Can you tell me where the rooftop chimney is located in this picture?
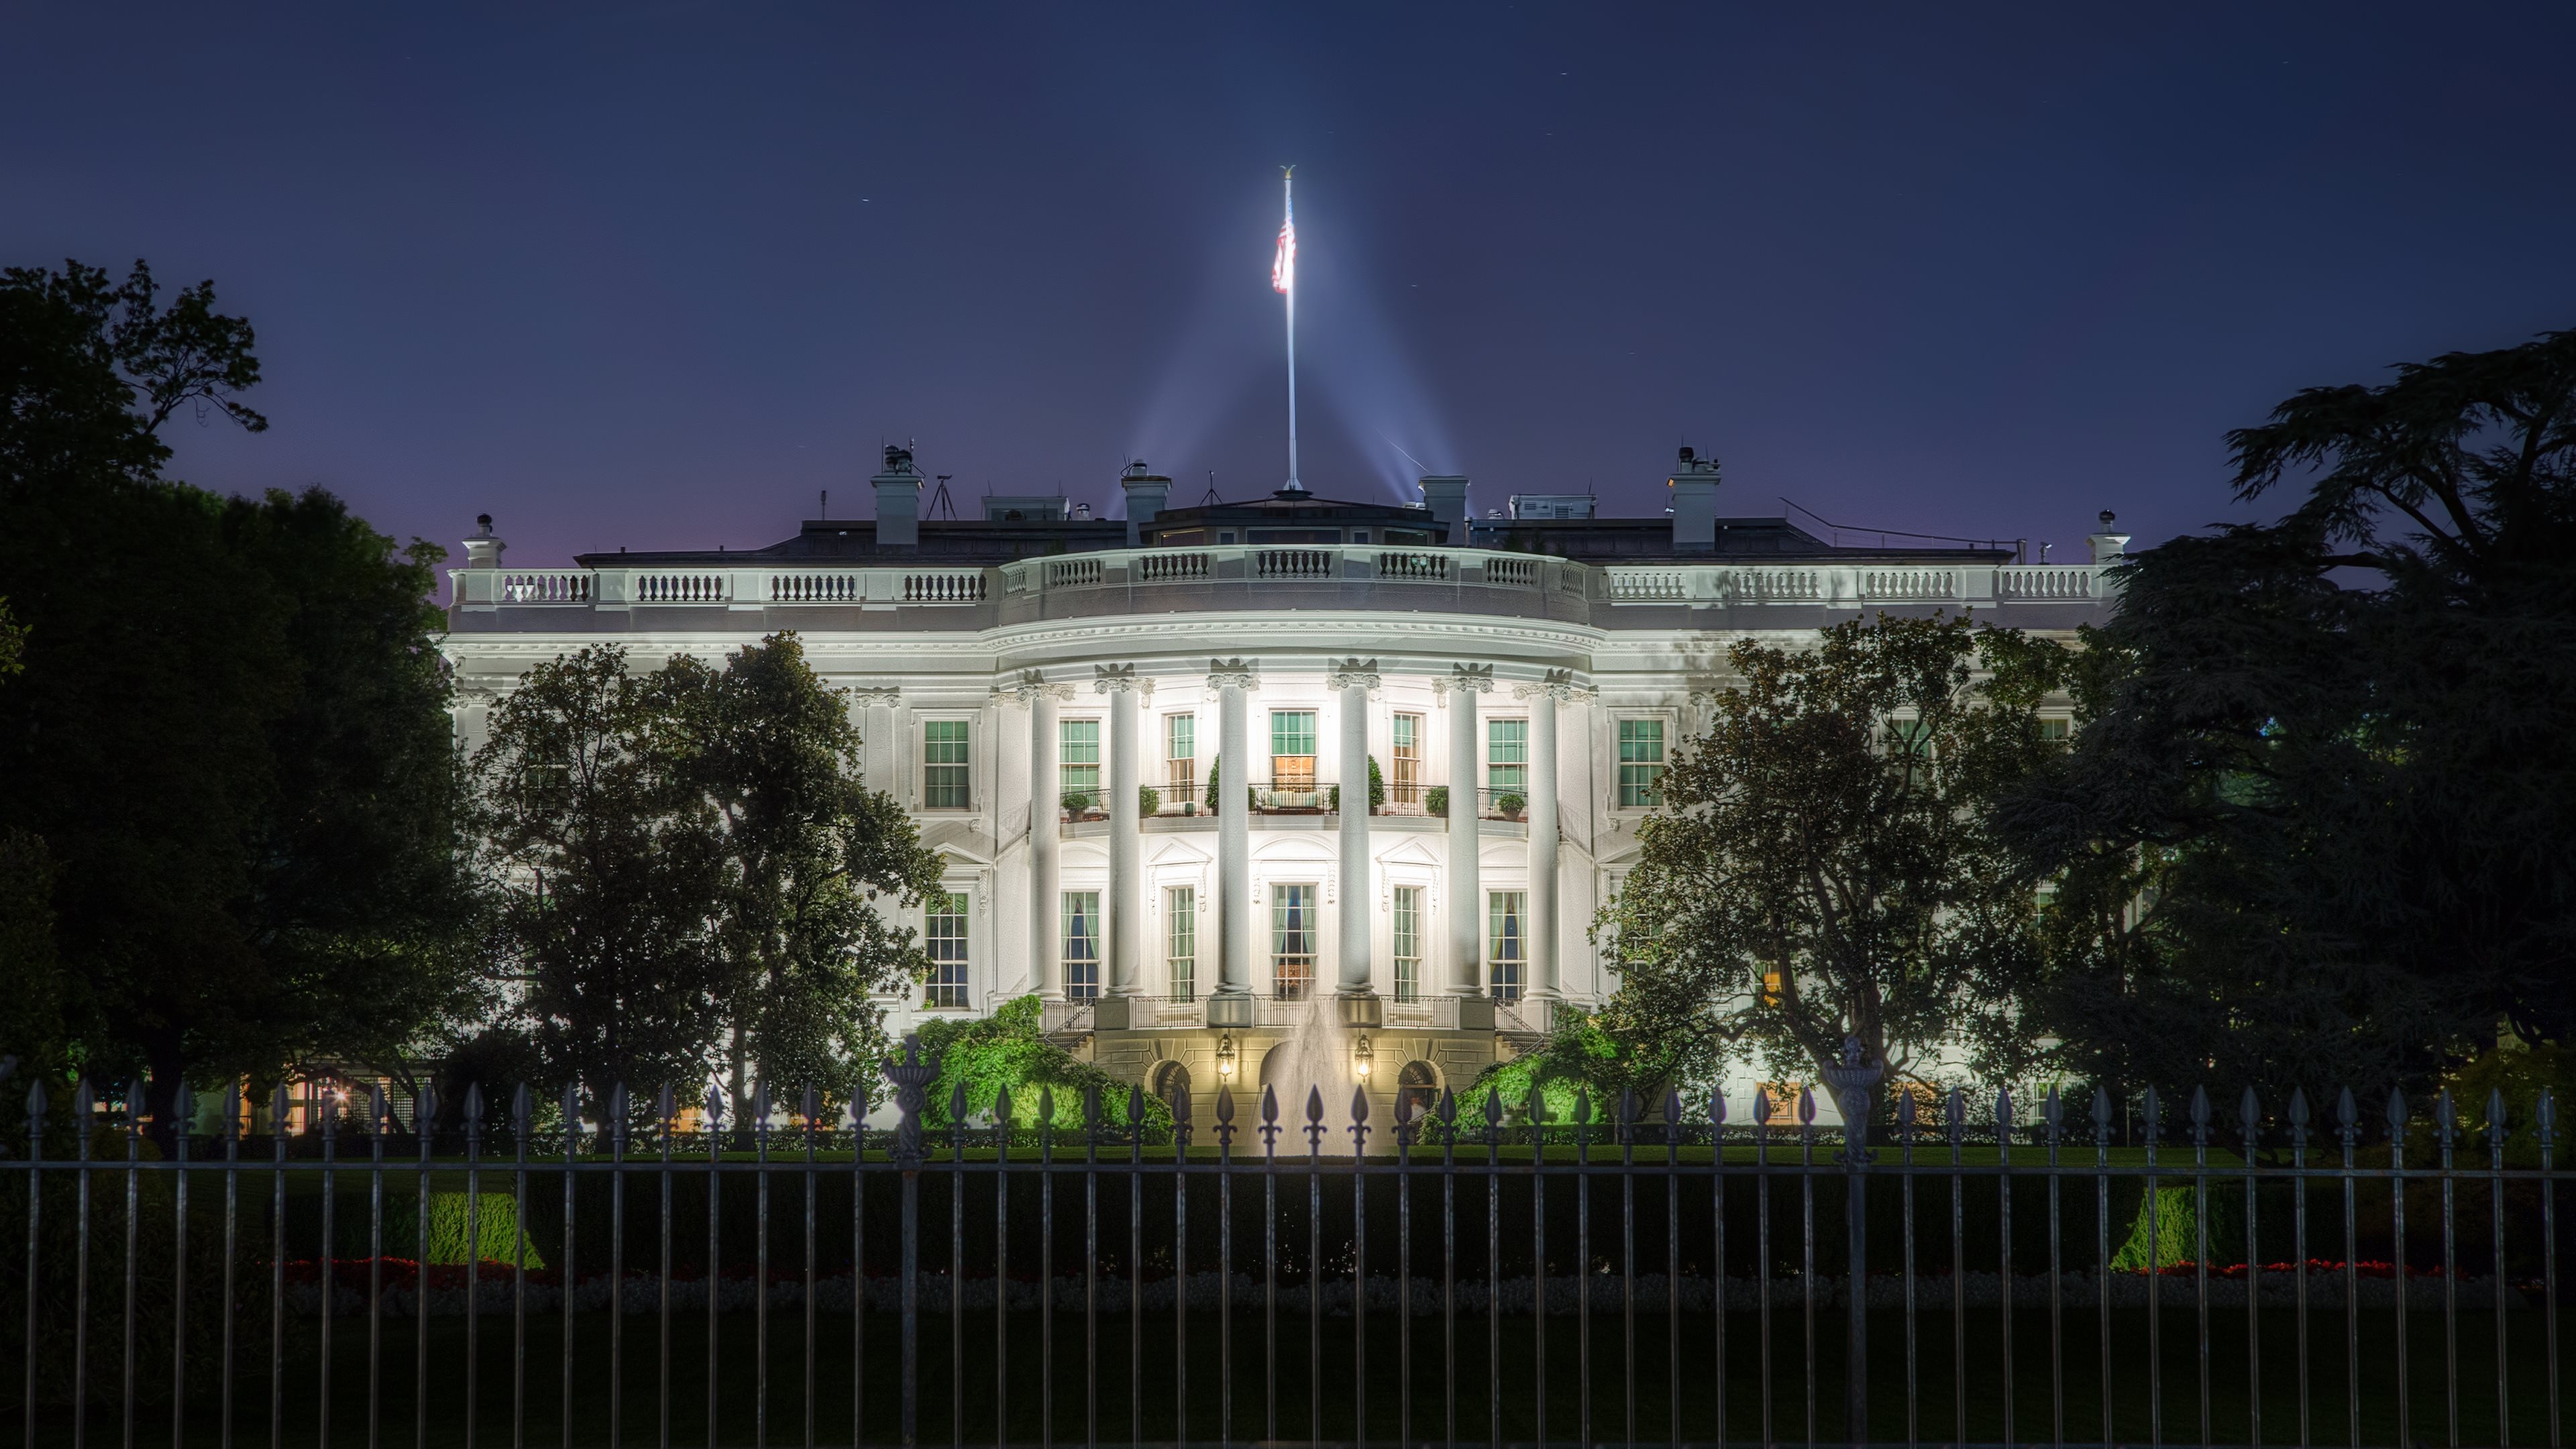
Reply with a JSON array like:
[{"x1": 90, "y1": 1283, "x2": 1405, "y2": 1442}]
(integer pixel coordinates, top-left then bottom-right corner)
[
  {"x1": 464, "y1": 514, "x2": 505, "y2": 568},
  {"x1": 1120, "y1": 460, "x2": 1171, "y2": 546},
  {"x1": 1417, "y1": 475, "x2": 1470, "y2": 541},
  {"x1": 1668, "y1": 447, "x2": 1721, "y2": 549},
  {"x1": 871, "y1": 444, "x2": 921, "y2": 549},
  {"x1": 2087, "y1": 511, "x2": 2131, "y2": 566}
]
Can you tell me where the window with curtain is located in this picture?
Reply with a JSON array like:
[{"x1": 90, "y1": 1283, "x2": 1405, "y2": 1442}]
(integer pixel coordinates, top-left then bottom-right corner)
[
  {"x1": 1061, "y1": 892, "x2": 1101, "y2": 999},
  {"x1": 922, "y1": 720, "x2": 971, "y2": 809},
  {"x1": 1167, "y1": 714, "x2": 1195, "y2": 804},
  {"x1": 1617, "y1": 718, "x2": 1666, "y2": 808},
  {"x1": 1488, "y1": 890, "x2": 1527, "y2": 1000},
  {"x1": 1391, "y1": 885, "x2": 1422, "y2": 1002},
  {"x1": 1271, "y1": 883, "x2": 1316, "y2": 999},
  {"x1": 1165, "y1": 886, "x2": 1195, "y2": 998},
  {"x1": 1487, "y1": 718, "x2": 1527, "y2": 803},
  {"x1": 922, "y1": 892, "x2": 969, "y2": 1008},
  {"x1": 1060, "y1": 718, "x2": 1101, "y2": 804},
  {"x1": 1391, "y1": 712, "x2": 1422, "y2": 806},
  {"x1": 1269, "y1": 711, "x2": 1316, "y2": 789}
]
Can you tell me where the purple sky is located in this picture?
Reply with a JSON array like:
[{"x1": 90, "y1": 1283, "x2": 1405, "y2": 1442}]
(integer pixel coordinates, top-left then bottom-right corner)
[{"x1": 7, "y1": 7, "x2": 2571, "y2": 568}]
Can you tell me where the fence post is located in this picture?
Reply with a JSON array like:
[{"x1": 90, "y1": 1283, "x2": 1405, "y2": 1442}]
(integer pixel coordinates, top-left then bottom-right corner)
[
  {"x1": 881, "y1": 1035, "x2": 940, "y2": 1448},
  {"x1": 1821, "y1": 1036, "x2": 1882, "y2": 1448}
]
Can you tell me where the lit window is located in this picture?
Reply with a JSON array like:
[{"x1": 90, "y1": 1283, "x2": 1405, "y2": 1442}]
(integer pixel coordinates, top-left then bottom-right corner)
[
  {"x1": 1167, "y1": 714, "x2": 1195, "y2": 806},
  {"x1": 1270, "y1": 711, "x2": 1317, "y2": 790},
  {"x1": 1488, "y1": 890, "x2": 1527, "y2": 1000},
  {"x1": 923, "y1": 892, "x2": 969, "y2": 1008},
  {"x1": 1391, "y1": 712, "x2": 1423, "y2": 806},
  {"x1": 1271, "y1": 883, "x2": 1316, "y2": 999},
  {"x1": 922, "y1": 720, "x2": 971, "y2": 809},
  {"x1": 1060, "y1": 718, "x2": 1101, "y2": 806},
  {"x1": 1617, "y1": 719, "x2": 1666, "y2": 808},
  {"x1": 1061, "y1": 892, "x2": 1101, "y2": 999},
  {"x1": 1391, "y1": 885, "x2": 1423, "y2": 1002},
  {"x1": 1166, "y1": 886, "x2": 1195, "y2": 999}
]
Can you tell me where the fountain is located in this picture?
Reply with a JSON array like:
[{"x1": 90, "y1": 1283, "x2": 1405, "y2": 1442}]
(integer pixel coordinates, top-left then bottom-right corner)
[{"x1": 1258, "y1": 996, "x2": 1364, "y2": 1150}]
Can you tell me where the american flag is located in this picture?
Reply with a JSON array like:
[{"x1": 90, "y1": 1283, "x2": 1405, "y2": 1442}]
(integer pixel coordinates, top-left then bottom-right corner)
[{"x1": 1272, "y1": 197, "x2": 1296, "y2": 294}]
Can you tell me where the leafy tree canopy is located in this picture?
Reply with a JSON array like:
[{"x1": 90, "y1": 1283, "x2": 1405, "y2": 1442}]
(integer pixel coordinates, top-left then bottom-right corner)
[{"x1": 913, "y1": 997, "x2": 1172, "y2": 1136}]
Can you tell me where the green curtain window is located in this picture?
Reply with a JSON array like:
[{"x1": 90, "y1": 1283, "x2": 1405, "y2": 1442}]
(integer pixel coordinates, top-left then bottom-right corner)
[
  {"x1": 922, "y1": 720, "x2": 971, "y2": 809},
  {"x1": 1617, "y1": 718, "x2": 1666, "y2": 807},
  {"x1": 1060, "y1": 718, "x2": 1101, "y2": 800},
  {"x1": 1487, "y1": 718, "x2": 1528, "y2": 798}
]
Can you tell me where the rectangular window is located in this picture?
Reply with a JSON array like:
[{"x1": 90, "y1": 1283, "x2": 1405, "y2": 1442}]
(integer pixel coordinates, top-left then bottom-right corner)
[
  {"x1": 1391, "y1": 885, "x2": 1422, "y2": 1002},
  {"x1": 1888, "y1": 717, "x2": 1932, "y2": 786},
  {"x1": 1487, "y1": 718, "x2": 1527, "y2": 805},
  {"x1": 1269, "y1": 710, "x2": 1317, "y2": 790},
  {"x1": 1271, "y1": 883, "x2": 1316, "y2": 1000},
  {"x1": 1488, "y1": 890, "x2": 1528, "y2": 1001},
  {"x1": 1391, "y1": 712, "x2": 1422, "y2": 806},
  {"x1": 1165, "y1": 886, "x2": 1196, "y2": 998},
  {"x1": 923, "y1": 892, "x2": 969, "y2": 1008},
  {"x1": 1167, "y1": 714, "x2": 1196, "y2": 806},
  {"x1": 1617, "y1": 718, "x2": 1666, "y2": 808},
  {"x1": 2039, "y1": 716, "x2": 2073, "y2": 745},
  {"x1": 1061, "y1": 892, "x2": 1102, "y2": 999},
  {"x1": 1059, "y1": 718, "x2": 1101, "y2": 807},
  {"x1": 922, "y1": 720, "x2": 971, "y2": 809}
]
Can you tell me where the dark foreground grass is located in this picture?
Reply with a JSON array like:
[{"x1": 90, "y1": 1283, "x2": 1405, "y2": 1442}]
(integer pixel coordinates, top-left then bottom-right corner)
[{"x1": 13, "y1": 1304, "x2": 2568, "y2": 1446}]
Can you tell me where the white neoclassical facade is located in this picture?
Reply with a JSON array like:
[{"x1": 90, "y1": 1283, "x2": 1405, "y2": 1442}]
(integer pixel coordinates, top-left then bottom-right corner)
[{"x1": 441, "y1": 450, "x2": 2123, "y2": 1122}]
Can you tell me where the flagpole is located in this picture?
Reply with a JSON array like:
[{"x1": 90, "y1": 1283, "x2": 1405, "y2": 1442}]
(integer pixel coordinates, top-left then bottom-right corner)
[{"x1": 1281, "y1": 166, "x2": 1300, "y2": 492}]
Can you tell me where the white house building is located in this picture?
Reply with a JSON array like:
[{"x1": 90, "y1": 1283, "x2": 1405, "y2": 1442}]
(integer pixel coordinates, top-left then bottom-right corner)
[{"x1": 440, "y1": 448, "x2": 2124, "y2": 1126}]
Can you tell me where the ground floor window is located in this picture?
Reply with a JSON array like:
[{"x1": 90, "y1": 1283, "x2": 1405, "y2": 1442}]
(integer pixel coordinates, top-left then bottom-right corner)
[
  {"x1": 923, "y1": 891, "x2": 969, "y2": 1008},
  {"x1": 1062, "y1": 891, "x2": 1101, "y2": 999},
  {"x1": 1271, "y1": 883, "x2": 1316, "y2": 999},
  {"x1": 1489, "y1": 890, "x2": 1527, "y2": 1000},
  {"x1": 1397, "y1": 1061, "x2": 1442, "y2": 1126}
]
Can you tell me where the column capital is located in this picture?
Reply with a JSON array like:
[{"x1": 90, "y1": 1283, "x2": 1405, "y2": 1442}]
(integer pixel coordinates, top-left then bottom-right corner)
[
  {"x1": 1324, "y1": 656, "x2": 1381, "y2": 693},
  {"x1": 1205, "y1": 657, "x2": 1260, "y2": 693},
  {"x1": 847, "y1": 685, "x2": 902, "y2": 707},
  {"x1": 1511, "y1": 667, "x2": 1592, "y2": 703},
  {"x1": 992, "y1": 669, "x2": 1075, "y2": 706},
  {"x1": 1092, "y1": 663, "x2": 1152, "y2": 697},
  {"x1": 1436, "y1": 661, "x2": 1495, "y2": 700}
]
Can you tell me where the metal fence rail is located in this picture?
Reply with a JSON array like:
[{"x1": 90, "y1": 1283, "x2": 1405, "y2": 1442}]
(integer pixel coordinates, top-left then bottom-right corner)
[{"x1": 5, "y1": 1045, "x2": 2571, "y2": 1448}]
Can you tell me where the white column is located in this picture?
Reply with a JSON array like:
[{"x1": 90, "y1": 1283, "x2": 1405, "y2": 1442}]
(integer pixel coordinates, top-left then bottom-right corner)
[
  {"x1": 1330, "y1": 658, "x2": 1381, "y2": 999},
  {"x1": 1446, "y1": 663, "x2": 1495, "y2": 996},
  {"x1": 1099, "y1": 665, "x2": 1144, "y2": 997},
  {"x1": 1516, "y1": 672, "x2": 1572, "y2": 1000},
  {"x1": 1015, "y1": 674, "x2": 1067, "y2": 1000},
  {"x1": 1209, "y1": 658, "x2": 1258, "y2": 1026}
]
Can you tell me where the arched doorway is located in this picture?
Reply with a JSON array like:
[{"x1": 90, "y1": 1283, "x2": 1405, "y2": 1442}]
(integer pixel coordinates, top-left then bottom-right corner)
[
  {"x1": 1150, "y1": 1059, "x2": 1191, "y2": 1116},
  {"x1": 1396, "y1": 1061, "x2": 1442, "y2": 1127}
]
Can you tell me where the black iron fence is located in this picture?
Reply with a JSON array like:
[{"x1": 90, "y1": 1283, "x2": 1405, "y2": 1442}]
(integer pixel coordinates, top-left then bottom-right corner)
[{"x1": 6, "y1": 1048, "x2": 2571, "y2": 1448}]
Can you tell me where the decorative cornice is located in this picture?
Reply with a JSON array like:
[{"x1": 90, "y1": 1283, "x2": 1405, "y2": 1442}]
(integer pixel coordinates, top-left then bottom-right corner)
[
  {"x1": 1092, "y1": 663, "x2": 1151, "y2": 697},
  {"x1": 1324, "y1": 656, "x2": 1381, "y2": 693},
  {"x1": 846, "y1": 686, "x2": 901, "y2": 707},
  {"x1": 1446, "y1": 661, "x2": 1496, "y2": 694},
  {"x1": 991, "y1": 669, "x2": 1075, "y2": 706},
  {"x1": 1512, "y1": 667, "x2": 1593, "y2": 703},
  {"x1": 1205, "y1": 657, "x2": 1259, "y2": 692}
]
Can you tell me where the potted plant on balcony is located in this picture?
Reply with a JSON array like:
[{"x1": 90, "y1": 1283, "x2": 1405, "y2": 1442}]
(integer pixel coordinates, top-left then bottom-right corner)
[
  {"x1": 1138, "y1": 785, "x2": 1161, "y2": 817},
  {"x1": 1496, "y1": 792, "x2": 1527, "y2": 821},
  {"x1": 1060, "y1": 790, "x2": 1094, "y2": 821},
  {"x1": 1425, "y1": 786, "x2": 1449, "y2": 818},
  {"x1": 1326, "y1": 757, "x2": 1389, "y2": 815}
]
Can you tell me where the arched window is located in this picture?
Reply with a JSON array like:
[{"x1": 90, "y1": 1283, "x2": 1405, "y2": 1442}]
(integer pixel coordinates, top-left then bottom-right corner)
[
  {"x1": 1396, "y1": 1061, "x2": 1442, "y2": 1126},
  {"x1": 1150, "y1": 1059, "x2": 1192, "y2": 1116}
]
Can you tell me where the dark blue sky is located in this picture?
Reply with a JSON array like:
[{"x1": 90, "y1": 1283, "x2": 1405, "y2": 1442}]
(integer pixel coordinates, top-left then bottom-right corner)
[{"x1": 7, "y1": 7, "x2": 2571, "y2": 567}]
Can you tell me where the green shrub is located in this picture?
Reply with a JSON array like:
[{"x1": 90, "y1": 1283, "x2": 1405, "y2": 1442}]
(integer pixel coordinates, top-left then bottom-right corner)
[
  {"x1": 914, "y1": 996, "x2": 1173, "y2": 1135},
  {"x1": 2109, "y1": 1183, "x2": 2247, "y2": 1271},
  {"x1": 1060, "y1": 791, "x2": 1092, "y2": 814},
  {"x1": 1426, "y1": 786, "x2": 1450, "y2": 817},
  {"x1": 1138, "y1": 785, "x2": 1160, "y2": 816}
]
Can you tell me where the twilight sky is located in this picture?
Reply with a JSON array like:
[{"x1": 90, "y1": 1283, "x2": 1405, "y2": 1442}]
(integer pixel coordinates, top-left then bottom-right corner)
[{"x1": 6, "y1": 6, "x2": 2571, "y2": 568}]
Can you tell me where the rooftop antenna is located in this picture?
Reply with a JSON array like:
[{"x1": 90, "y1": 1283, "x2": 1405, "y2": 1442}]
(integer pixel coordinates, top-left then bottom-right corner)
[
  {"x1": 818, "y1": 488, "x2": 828, "y2": 521},
  {"x1": 1201, "y1": 470, "x2": 1222, "y2": 506},
  {"x1": 1273, "y1": 165, "x2": 1305, "y2": 495},
  {"x1": 928, "y1": 475, "x2": 957, "y2": 520}
]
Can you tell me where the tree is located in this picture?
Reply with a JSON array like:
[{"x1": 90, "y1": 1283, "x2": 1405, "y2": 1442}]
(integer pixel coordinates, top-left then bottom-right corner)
[
  {"x1": 469, "y1": 637, "x2": 943, "y2": 1107},
  {"x1": 470, "y1": 647, "x2": 734, "y2": 1099},
  {"x1": 672, "y1": 633, "x2": 945, "y2": 1099},
  {"x1": 0, "y1": 260, "x2": 472, "y2": 1124},
  {"x1": 2000, "y1": 328, "x2": 2576, "y2": 1097},
  {"x1": 1597, "y1": 614, "x2": 2066, "y2": 1100}
]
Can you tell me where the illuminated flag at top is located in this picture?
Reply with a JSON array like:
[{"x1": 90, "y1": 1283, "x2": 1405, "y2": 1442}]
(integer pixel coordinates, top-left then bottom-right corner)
[{"x1": 1272, "y1": 195, "x2": 1296, "y2": 294}]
